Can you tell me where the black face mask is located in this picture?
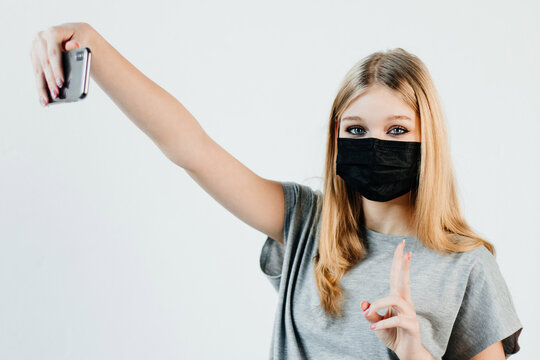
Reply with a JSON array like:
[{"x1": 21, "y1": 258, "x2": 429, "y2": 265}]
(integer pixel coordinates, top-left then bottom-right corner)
[{"x1": 336, "y1": 137, "x2": 421, "y2": 202}]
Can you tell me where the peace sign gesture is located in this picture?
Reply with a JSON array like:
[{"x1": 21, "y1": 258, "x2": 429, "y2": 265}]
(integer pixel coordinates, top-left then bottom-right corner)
[{"x1": 360, "y1": 240, "x2": 434, "y2": 360}]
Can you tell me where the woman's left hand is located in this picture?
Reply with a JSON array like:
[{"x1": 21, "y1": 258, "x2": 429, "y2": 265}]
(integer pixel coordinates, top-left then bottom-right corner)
[{"x1": 361, "y1": 239, "x2": 431, "y2": 360}]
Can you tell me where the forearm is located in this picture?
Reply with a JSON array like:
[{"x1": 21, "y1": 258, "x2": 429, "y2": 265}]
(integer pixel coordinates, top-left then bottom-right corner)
[{"x1": 81, "y1": 23, "x2": 206, "y2": 169}]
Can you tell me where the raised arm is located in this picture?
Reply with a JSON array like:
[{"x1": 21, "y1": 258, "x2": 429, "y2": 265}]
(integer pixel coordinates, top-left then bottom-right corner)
[{"x1": 29, "y1": 22, "x2": 286, "y2": 244}]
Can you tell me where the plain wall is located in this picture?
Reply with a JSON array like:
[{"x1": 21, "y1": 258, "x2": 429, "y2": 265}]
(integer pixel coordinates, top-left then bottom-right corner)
[{"x1": 1, "y1": 0, "x2": 538, "y2": 358}]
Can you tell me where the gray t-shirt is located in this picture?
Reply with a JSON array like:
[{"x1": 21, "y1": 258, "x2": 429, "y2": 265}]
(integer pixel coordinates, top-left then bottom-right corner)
[{"x1": 259, "y1": 181, "x2": 523, "y2": 359}]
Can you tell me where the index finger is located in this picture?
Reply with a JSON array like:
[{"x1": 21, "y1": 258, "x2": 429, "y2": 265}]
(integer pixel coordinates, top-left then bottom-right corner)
[
  {"x1": 29, "y1": 48, "x2": 49, "y2": 106},
  {"x1": 389, "y1": 239, "x2": 405, "y2": 295},
  {"x1": 401, "y1": 250, "x2": 412, "y2": 302},
  {"x1": 43, "y1": 28, "x2": 66, "y2": 88}
]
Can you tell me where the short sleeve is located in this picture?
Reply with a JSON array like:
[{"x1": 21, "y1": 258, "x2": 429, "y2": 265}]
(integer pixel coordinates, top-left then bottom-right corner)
[
  {"x1": 443, "y1": 246, "x2": 523, "y2": 359},
  {"x1": 258, "y1": 181, "x2": 317, "y2": 292}
]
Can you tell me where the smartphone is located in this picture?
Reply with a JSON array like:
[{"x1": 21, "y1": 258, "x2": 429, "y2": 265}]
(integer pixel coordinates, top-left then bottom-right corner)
[{"x1": 47, "y1": 47, "x2": 92, "y2": 105}]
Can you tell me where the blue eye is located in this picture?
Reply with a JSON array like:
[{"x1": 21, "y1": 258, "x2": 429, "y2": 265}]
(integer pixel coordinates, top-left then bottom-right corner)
[
  {"x1": 346, "y1": 126, "x2": 364, "y2": 136},
  {"x1": 389, "y1": 126, "x2": 409, "y2": 135},
  {"x1": 345, "y1": 126, "x2": 409, "y2": 136}
]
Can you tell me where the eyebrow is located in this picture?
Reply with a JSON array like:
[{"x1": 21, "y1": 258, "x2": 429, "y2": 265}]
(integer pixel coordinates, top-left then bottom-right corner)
[{"x1": 341, "y1": 115, "x2": 413, "y2": 123}]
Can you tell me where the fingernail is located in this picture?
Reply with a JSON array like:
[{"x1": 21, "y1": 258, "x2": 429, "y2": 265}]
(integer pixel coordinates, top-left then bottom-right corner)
[
  {"x1": 363, "y1": 308, "x2": 370, "y2": 316},
  {"x1": 370, "y1": 323, "x2": 377, "y2": 330},
  {"x1": 56, "y1": 76, "x2": 63, "y2": 88},
  {"x1": 408, "y1": 252, "x2": 412, "y2": 261},
  {"x1": 40, "y1": 97, "x2": 46, "y2": 106}
]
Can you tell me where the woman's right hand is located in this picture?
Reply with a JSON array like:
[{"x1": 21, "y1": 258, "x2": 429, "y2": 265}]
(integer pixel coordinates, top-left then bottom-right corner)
[{"x1": 29, "y1": 22, "x2": 91, "y2": 107}]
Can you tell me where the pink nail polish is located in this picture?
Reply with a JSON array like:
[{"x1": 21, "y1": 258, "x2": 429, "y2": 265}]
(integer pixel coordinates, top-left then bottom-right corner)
[
  {"x1": 361, "y1": 301, "x2": 368, "y2": 311},
  {"x1": 370, "y1": 323, "x2": 376, "y2": 330}
]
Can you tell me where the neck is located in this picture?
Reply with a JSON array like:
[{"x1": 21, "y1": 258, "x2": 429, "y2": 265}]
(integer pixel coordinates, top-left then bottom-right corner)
[{"x1": 362, "y1": 191, "x2": 416, "y2": 237}]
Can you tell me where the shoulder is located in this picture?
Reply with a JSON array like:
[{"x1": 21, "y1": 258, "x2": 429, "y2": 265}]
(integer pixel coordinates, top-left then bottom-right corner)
[
  {"x1": 441, "y1": 243, "x2": 507, "y2": 296},
  {"x1": 412, "y1": 243, "x2": 502, "y2": 302},
  {"x1": 280, "y1": 181, "x2": 322, "y2": 214},
  {"x1": 283, "y1": 181, "x2": 322, "y2": 198},
  {"x1": 462, "y1": 245, "x2": 503, "y2": 285},
  {"x1": 437, "y1": 241, "x2": 497, "y2": 276},
  {"x1": 466, "y1": 243, "x2": 496, "y2": 264}
]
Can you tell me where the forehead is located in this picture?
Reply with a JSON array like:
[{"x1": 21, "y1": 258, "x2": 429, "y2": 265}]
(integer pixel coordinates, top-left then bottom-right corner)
[{"x1": 341, "y1": 85, "x2": 416, "y2": 122}]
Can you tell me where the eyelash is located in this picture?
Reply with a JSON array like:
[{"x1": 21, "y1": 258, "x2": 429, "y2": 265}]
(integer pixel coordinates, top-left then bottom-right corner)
[{"x1": 345, "y1": 126, "x2": 409, "y2": 136}]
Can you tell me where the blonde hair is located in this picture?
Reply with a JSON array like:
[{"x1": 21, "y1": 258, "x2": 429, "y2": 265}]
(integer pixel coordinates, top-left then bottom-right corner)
[{"x1": 313, "y1": 48, "x2": 495, "y2": 317}]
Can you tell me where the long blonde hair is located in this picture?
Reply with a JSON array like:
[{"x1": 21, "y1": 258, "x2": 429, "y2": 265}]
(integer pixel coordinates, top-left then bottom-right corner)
[{"x1": 313, "y1": 48, "x2": 495, "y2": 317}]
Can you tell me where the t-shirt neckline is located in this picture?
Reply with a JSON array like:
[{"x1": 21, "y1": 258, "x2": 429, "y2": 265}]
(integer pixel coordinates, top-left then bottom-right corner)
[{"x1": 364, "y1": 226, "x2": 418, "y2": 241}]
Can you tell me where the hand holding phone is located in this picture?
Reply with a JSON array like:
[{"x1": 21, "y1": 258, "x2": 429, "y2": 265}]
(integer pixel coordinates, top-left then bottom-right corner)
[
  {"x1": 47, "y1": 47, "x2": 92, "y2": 105},
  {"x1": 29, "y1": 22, "x2": 92, "y2": 107}
]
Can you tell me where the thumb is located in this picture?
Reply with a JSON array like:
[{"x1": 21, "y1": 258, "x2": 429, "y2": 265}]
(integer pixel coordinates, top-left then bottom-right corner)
[
  {"x1": 64, "y1": 40, "x2": 80, "y2": 51},
  {"x1": 362, "y1": 301, "x2": 385, "y2": 323}
]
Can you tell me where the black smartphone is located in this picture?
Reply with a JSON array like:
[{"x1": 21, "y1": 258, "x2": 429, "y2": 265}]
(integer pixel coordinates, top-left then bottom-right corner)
[{"x1": 47, "y1": 47, "x2": 92, "y2": 105}]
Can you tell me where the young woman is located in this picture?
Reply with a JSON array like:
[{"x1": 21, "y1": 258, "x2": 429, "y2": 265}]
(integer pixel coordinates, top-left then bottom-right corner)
[{"x1": 30, "y1": 23, "x2": 523, "y2": 360}]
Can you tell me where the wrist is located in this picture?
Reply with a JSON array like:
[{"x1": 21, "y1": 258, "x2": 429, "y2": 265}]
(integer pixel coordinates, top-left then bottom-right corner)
[
  {"x1": 77, "y1": 22, "x2": 99, "y2": 53},
  {"x1": 419, "y1": 346, "x2": 434, "y2": 360},
  {"x1": 397, "y1": 346, "x2": 433, "y2": 360},
  {"x1": 75, "y1": 23, "x2": 109, "y2": 85}
]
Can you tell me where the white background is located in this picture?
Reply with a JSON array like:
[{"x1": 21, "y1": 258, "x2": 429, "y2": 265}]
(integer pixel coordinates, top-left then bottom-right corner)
[{"x1": 1, "y1": 0, "x2": 538, "y2": 359}]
